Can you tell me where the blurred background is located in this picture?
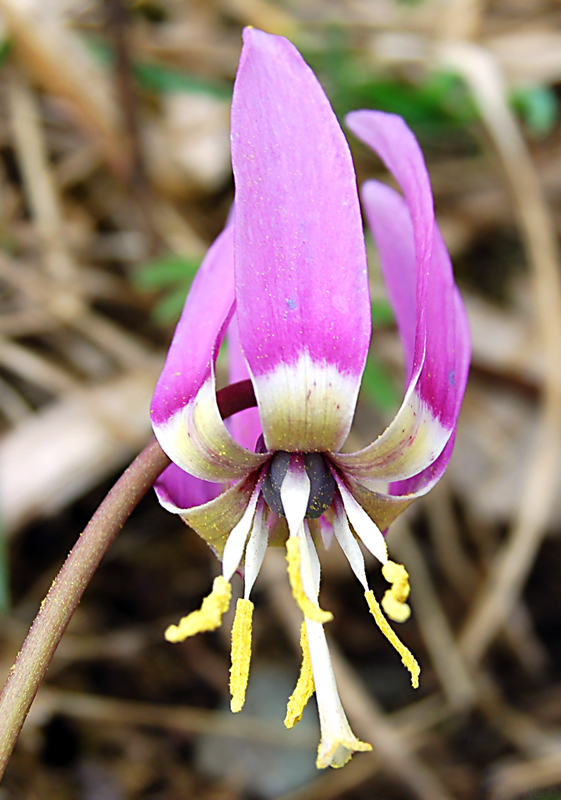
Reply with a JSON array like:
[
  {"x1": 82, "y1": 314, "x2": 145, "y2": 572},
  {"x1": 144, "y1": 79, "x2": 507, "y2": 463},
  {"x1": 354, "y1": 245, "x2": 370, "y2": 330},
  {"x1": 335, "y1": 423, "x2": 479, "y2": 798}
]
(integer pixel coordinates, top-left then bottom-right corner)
[{"x1": 1, "y1": 0, "x2": 561, "y2": 798}]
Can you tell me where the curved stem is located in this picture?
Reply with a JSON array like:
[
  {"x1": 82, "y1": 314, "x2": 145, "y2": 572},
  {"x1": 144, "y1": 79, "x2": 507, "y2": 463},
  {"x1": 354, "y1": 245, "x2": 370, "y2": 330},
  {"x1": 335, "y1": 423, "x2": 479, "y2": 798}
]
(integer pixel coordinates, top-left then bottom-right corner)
[{"x1": 0, "y1": 380, "x2": 257, "y2": 778}]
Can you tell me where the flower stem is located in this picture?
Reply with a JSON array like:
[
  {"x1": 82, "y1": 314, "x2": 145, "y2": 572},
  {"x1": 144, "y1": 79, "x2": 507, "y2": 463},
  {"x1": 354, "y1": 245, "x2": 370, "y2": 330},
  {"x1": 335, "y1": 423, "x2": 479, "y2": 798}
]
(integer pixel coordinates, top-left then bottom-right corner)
[
  {"x1": 0, "y1": 379, "x2": 257, "y2": 778},
  {"x1": 0, "y1": 438, "x2": 170, "y2": 776}
]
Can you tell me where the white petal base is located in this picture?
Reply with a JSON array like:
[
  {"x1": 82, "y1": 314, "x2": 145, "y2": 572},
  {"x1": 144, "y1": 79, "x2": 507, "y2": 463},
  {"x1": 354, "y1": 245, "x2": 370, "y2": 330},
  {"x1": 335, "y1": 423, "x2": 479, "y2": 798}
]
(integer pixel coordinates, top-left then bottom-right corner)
[
  {"x1": 155, "y1": 377, "x2": 266, "y2": 482},
  {"x1": 334, "y1": 385, "x2": 450, "y2": 482},
  {"x1": 251, "y1": 351, "x2": 361, "y2": 453}
]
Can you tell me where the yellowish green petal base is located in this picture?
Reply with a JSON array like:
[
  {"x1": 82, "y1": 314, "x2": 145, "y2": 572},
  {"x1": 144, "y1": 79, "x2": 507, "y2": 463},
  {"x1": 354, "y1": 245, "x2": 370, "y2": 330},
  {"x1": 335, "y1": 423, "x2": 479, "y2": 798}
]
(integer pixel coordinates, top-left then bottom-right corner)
[
  {"x1": 286, "y1": 537, "x2": 333, "y2": 624},
  {"x1": 164, "y1": 576, "x2": 232, "y2": 642},
  {"x1": 285, "y1": 622, "x2": 315, "y2": 728},
  {"x1": 230, "y1": 598, "x2": 254, "y2": 712}
]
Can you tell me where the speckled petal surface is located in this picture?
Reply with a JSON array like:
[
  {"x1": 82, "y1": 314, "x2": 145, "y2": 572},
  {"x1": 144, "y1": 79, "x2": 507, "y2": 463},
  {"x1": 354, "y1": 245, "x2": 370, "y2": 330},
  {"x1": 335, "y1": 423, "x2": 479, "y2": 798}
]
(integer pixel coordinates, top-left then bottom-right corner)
[
  {"x1": 154, "y1": 463, "x2": 222, "y2": 513},
  {"x1": 227, "y1": 314, "x2": 262, "y2": 452},
  {"x1": 336, "y1": 112, "x2": 470, "y2": 482},
  {"x1": 151, "y1": 225, "x2": 266, "y2": 481},
  {"x1": 181, "y1": 471, "x2": 262, "y2": 559},
  {"x1": 231, "y1": 28, "x2": 370, "y2": 452}
]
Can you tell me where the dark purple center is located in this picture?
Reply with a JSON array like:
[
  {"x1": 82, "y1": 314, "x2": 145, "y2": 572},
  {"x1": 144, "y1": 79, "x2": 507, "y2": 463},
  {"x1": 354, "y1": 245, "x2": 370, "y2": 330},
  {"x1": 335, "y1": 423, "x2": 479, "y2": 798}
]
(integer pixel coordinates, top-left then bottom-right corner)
[{"x1": 262, "y1": 451, "x2": 336, "y2": 519}]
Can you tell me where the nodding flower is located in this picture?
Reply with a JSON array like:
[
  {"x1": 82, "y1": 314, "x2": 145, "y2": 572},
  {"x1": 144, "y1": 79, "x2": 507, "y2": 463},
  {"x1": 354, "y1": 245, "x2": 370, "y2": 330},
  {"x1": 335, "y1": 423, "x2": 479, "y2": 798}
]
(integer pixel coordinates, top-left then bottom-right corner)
[{"x1": 150, "y1": 28, "x2": 470, "y2": 770}]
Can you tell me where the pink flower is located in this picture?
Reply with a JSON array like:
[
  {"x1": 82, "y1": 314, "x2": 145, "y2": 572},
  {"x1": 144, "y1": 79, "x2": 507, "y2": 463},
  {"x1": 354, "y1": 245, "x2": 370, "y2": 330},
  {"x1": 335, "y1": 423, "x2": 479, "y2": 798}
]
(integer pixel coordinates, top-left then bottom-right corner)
[{"x1": 151, "y1": 28, "x2": 470, "y2": 769}]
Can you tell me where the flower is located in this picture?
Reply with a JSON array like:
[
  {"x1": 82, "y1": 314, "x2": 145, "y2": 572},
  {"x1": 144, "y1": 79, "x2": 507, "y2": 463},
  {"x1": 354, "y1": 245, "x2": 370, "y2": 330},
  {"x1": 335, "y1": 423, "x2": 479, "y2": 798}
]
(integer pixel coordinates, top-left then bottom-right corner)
[{"x1": 150, "y1": 28, "x2": 470, "y2": 770}]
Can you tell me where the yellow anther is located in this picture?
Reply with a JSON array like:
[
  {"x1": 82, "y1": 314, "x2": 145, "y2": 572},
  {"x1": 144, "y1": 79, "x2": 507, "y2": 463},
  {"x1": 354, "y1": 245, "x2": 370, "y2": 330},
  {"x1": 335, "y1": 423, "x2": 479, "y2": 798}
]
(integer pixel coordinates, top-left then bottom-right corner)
[
  {"x1": 285, "y1": 622, "x2": 315, "y2": 729},
  {"x1": 381, "y1": 560, "x2": 411, "y2": 623},
  {"x1": 317, "y1": 739, "x2": 372, "y2": 770},
  {"x1": 286, "y1": 537, "x2": 333, "y2": 624},
  {"x1": 230, "y1": 598, "x2": 254, "y2": 713},
  {"x1": 365, "y1": 590, "x2": 420, "y2": 688},
  {"x1": 164, "y1": 576, "x2": 231, "y2": 643}
]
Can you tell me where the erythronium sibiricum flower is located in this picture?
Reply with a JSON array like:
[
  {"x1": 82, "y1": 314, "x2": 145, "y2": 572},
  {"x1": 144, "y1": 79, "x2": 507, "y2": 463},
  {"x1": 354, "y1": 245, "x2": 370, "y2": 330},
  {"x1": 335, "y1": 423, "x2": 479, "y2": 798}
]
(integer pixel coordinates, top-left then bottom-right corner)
[{"x1": 150, "y1": 28, "x2": 470, "y2": 770}]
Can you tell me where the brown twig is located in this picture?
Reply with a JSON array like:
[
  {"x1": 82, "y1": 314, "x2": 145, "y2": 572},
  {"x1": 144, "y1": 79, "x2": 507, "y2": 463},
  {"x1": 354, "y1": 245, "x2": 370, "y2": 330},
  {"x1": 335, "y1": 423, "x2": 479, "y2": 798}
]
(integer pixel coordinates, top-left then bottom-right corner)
[
  {"x1": 438, "y1": 42, "x2": 561, "y2": 668},
  {"x1": 0, "y1": 379, "x2": 257, "y2": 778}
]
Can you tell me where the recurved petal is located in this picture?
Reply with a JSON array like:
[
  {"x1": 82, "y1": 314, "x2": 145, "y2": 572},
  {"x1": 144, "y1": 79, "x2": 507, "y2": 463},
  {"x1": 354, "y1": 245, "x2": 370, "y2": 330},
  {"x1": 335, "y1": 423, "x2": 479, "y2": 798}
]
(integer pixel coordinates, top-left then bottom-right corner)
[
  {"x1": 346, "y1": 111, "x2": 434, "y2": 379},
  {"x1": 341, "y1": 441, "x2": 456, "y2": 533},
  {"x1": 335, "y1": 117, "x2": 470, "y2": 481},
  {"x1": 151, "y1": 225, "x2": 266, "y2": 482},
  {"x1": 179, "y1": 471, "x2": 262, "y2": 560},
  {"x1": 154, "y1": 463, "x2": 222, "y2": 513},
  {"x1": 227, "y1": 314, "x2": 262, "y2": 452},
  {"x1": 390, "y1": 431, "x2": 457, "y2": 497},
  {"x1": 231, "y1": 28, "x2": 371, "y2": 453}
]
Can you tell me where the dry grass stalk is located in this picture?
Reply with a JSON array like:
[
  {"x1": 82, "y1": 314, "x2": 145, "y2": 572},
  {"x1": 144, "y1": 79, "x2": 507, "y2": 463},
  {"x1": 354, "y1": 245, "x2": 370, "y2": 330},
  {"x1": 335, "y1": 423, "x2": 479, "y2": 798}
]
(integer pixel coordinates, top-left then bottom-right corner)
[{"x1": 437, "y1": 42, "x2": 561, "y2": 668}]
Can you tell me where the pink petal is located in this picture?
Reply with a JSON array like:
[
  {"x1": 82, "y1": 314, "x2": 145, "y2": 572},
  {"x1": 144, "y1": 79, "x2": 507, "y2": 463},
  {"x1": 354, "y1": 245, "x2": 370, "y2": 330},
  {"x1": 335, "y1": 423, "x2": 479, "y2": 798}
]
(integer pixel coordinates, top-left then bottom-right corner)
[
  {"x1": 151, "y1": 225, "x2": 266, "y2": 481},
  {"x1": 154, "y1": 463, "x2": 222, "y2": 511},
  {"x1": 362, "y1": 180, "x2": 417, "y2": 381},
  {"x1": 342, "y1": 452, "x2": 454, "y2": 532},
  {"x1": 346, "y1": 110, "x2": 434, "y2": 384},
  {"x1": 363, "y1": 181, "x2": 470, "y2": 431},
  {"x1": 335, "y1": 113, "x2": 470, "y2": 482},
  {"x1": 226, "y1": 313, "x2": 262, "y2": 452},
  {"x1": 231, "y1": 28, "x2": 371, "y2": 452},
  {"x1": 390, "y1": 433, "x2": 457, "y2": 497}
]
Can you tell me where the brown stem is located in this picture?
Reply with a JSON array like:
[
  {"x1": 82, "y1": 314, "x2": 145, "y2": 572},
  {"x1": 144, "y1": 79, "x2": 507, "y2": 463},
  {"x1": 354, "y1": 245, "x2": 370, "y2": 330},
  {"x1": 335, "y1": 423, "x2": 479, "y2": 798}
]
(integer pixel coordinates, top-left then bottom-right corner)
[{"x1": 0, "y1": 380, "x2": 257, "y2": 777}]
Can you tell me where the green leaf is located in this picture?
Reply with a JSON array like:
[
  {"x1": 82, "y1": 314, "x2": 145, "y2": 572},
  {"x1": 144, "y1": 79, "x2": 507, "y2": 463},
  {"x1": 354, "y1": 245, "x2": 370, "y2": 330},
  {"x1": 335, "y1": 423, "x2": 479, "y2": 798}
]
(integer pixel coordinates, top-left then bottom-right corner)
[
  {"x1": 133, "y1": 254, "x2": 202, "y2": 325},
  {"x1": 133, "y1": 255, "x2": 201, "y2": 290},
  {"x1": 361, "y1": 355, "x2": 401, "y2": 413},
  {"x1": 133, "y1": 61, "x2": 231, "y2": 99},
  {"x1": 301, "y1": 30, "x2": 477, "y2": 142},
  {"x1": 0, "y1": 36, "x2": 12, "y2": 68},
  {"x1": 371, "y1": 299, "x2": 395, "y2": 328},
  {"x1": 510, "y1": 85, "x2": 558, "y2": 138},
  {"x1": 151, "y1": 287, "x2": 192, "y2": 325}
]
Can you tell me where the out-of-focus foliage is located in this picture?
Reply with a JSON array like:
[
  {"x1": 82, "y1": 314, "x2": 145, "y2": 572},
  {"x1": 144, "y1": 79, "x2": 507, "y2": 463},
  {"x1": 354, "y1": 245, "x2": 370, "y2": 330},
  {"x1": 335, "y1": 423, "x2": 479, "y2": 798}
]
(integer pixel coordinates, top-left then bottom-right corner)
[
  {"x1": 302, "y1": 31, "x2": 478, "y2": 144},
  {"x1": 133, "y1": 255, "x2": 202, "y2": 325},
  {"x1": 511, "y1": 84, "x2": 559, "y2": 137}
]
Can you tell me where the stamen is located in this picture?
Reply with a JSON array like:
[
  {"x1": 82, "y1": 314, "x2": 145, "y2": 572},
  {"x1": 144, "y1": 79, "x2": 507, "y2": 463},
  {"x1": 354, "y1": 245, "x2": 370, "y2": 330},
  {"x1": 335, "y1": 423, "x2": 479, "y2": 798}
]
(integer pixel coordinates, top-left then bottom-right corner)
[
  {"x1": 381, "y1": 561, "x2": 411, "y2": 623},
  {"x1": 164, "y1": 576, "x2": 231, "y2": 643},
  {"x1": 230, "y1": 598, "x2": 254, "y2": 713},
  {"x1": 332, "y1": 472, "x2": 388, "y2": 564},
  {"x1": 365, "y1": 590, "x2": 420, "y2": 688},
  {"x1": 306, "y1": 616, "x2": 373, "y2": 769},
  {"x1": 243, "y1": 498, "x2": 268, "y2": 599},
  {"x1": 285, "y1": 622, "x2": 315, "y2": 728},
  {"x1": 286, "y1": 537, "x2": 333, "y2": 624}
]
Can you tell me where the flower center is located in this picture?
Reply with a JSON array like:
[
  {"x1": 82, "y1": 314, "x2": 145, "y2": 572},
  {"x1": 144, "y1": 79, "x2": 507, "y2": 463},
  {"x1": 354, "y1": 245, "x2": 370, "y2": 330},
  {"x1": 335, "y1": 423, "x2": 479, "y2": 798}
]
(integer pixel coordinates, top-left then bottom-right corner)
[{"x1": 262, "y1": 451, "x2": 336, "y2": 519}]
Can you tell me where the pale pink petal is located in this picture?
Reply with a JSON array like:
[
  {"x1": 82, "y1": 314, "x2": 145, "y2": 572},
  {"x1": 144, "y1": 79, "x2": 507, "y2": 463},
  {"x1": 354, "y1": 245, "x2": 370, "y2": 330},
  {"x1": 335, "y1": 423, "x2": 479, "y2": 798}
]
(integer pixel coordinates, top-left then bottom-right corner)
[{"x1": 346, "y1": 109, "x2": 434, "y2": 382}]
